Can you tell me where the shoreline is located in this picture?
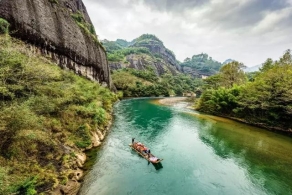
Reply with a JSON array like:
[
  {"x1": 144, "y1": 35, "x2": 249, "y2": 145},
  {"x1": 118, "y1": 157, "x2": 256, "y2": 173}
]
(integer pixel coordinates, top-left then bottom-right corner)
[
  {"x1": 52, "y1": 113, "x2": 114, "y2": 195},
  {"x1": 154, "y1": 97, "x2": 292, "y2": 136},
  {"x1": 152, "y1": 97, "x2": 192, "y2": 106}
]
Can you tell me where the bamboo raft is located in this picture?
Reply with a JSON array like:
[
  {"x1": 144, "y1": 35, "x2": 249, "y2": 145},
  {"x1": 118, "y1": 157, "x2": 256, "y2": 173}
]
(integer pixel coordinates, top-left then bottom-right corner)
[{"x1": 129, "y1": 143, "x2": 163, "y2": 164}]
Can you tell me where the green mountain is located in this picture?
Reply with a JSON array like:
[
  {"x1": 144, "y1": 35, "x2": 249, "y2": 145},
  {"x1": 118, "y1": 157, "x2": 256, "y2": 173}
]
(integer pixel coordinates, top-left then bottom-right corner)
[
  {"x1": 102, "y1": 34, "x2": 180, "y2": 75},
  {"x1": 181, "y1": 53, "x2": 223, "y2": 77},
  {"x1": 102, "y1": 34, "x2": 203, "y2": 97}
]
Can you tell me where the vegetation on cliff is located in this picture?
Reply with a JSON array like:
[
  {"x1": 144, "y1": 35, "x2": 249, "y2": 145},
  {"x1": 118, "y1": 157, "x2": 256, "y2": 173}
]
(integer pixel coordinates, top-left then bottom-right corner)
[
  {"x1": 112, "y1": 68, "x2": 203, "y2": 97},
  {"x1": 0, "y1": 18, "x2": 9, "y2": 34},
  {"x1": 0, "y1": 35, "x2": 117, "y2": 194},
  {"x1": 103, "y1": 34, "x2": 203, "y2": 97},
  {"x1": 103, "y1": 34, "x2": 175, "y2": 64},
  {"x1": 181, "y1": 53, "x2": 223, "y2": 76},
  {"x1": 196, "y1": 50, "x2": 292, "y2": 132}
]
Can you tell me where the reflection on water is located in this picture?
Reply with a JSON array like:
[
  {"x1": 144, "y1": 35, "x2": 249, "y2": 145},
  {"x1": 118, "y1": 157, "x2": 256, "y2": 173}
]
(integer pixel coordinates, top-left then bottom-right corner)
[
  {"x1": 194, "y1": 114, "x2": 292, "y2": 195},
  {"x1": 80, "y1": 98, "x2": 292, "y2": 195},
  {"x1": 148, "y1": 161, "x2": 163, "y2": 170}
]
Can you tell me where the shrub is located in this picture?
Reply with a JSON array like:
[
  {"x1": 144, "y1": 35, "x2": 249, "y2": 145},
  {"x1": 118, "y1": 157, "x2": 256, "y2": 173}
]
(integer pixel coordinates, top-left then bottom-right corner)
[{"x1": 0, "y1": 18, "x2": 9, "y2": 34}]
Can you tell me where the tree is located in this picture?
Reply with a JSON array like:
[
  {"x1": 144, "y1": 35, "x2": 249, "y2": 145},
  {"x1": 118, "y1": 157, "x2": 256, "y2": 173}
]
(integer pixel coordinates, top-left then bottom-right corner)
[
  {"x1": 203, "y1": 74, "x2": 222, "y2": 89},
  {"x1": 260, "y1": 58, "x2": 274, "y2": 72},
  {"x1": 219, "y1": 61, "x2": 246, "y2": 88}
]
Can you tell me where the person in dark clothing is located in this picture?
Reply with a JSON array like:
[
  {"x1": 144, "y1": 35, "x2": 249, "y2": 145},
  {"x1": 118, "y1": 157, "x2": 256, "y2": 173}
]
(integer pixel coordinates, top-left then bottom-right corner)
[
  {"x1": 132, "y1": 138, "x2": 135, "y2": 144},
  {"x1": 147, "y1": 149, "x2": 151, "y2": 158}
]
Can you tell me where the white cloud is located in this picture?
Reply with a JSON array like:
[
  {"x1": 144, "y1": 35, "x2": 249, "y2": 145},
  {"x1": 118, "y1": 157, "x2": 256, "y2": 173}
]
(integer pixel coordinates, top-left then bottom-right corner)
[{"x1": 83, "y1": 0, "x2": 292, "y2": 66}]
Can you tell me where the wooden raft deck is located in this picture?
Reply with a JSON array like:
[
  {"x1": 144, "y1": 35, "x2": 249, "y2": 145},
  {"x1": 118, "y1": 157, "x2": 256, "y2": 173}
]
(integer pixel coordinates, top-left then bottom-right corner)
[{"x1": 129, "y1": 144, "x2": 163, "y2": 164}]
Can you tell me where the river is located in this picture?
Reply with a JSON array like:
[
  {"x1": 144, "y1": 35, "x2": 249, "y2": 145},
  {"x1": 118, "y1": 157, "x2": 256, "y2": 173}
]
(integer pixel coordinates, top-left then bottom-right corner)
[{"x1": 79, "y1": 98, "x2": 292, "y2": 195}]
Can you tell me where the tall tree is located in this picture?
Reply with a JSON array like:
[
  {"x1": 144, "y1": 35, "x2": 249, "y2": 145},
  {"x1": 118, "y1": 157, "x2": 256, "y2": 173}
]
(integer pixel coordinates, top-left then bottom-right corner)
[
  {"x1": 260, "y1": 58, "x2": 274, "y2": 72},
  {"x1": 219, "y1": 61, "x2": 246, "y2": 88}
]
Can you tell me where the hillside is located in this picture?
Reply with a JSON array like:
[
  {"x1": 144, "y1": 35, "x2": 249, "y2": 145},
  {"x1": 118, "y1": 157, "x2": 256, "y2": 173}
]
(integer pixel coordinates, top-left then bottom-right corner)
[
  {"x1": 103, "y1": 34, "x2": 180, "y2": 76},
  {"x1": 196, "y1": 51, "x2": 292, "y2": 133},
  {"x1": 181, "y1": 53, "x2": 223, "y2": 77},
  {"x1": 102, "y1": 34, "x2": 203, "y2": 97},
  {"x1": 0, "y1": 0, "x2": 116, "y2": 193},
  {"x1": 0, "y1": 0, "x2": 110, "y2": 85},
  {"x1": 0, "y1": 34, "x2": 117, "y2": 194}
]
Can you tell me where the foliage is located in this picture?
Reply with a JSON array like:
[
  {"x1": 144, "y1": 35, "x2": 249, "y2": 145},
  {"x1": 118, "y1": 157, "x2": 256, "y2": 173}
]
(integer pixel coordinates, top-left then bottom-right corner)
[
  {"x1": 197, "y1": 50, "x2": 292, "y2": 131},
  {"x1": 219, "y1": 61, "x2": 246, "y2": 88},
  {"x1": 15, "y1": 177, "x2": 37, "y2": 195},
  {"x1": 107, "y1": 47, "x2": 152, "y2": 62},
  {"x1": 0, "y1": 35, "x2": 117, "y2": 194},
  {"x1": 181, "y1": 53, "x2": 223, "y2": 75},
  {"x1": 48, "y1": 0, "x2": 58, "y2": 4},
  {"x1": 102, "y1": 40, "x2": 123, "y2": 52},
  {"x1": 0, "y1": 18, "x2": 9, "y2": 34},
  {"x1": 71, "y1": 12, "x2": 100, "y2": 46},
  {"x1": 132, "y1": 34, "x2": 163, "y2": 45},
  {"x1": 112, "y1": 68, "x2": 203, "y2": 97}
]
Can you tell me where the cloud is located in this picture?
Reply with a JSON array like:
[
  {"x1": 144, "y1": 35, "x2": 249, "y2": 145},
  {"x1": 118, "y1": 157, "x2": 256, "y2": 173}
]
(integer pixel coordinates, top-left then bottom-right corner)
[{"x1": 83, "y1": 0, "x2": 292, "y2": 66}]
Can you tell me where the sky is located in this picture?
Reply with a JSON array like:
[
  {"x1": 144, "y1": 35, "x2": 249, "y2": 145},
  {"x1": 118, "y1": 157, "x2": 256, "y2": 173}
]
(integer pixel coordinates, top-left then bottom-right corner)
[{"x1": 83, "y1": 0, "x2": 292, "y2": 67}]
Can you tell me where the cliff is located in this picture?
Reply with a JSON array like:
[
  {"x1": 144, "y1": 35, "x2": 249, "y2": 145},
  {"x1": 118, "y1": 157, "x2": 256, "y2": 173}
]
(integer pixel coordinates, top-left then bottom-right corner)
[
  {"x1": 181, "y1": 53, "x2": 223, "y2": 78},
  {"x1": 0, "y1": 34, "x2": 117, "y2": 195},
  {"x1": 0, "y1": 0, "x2": 110, "y2": 86},
  {"x1": 103, "y1": 34, "x2": 181, "y2": 76}
]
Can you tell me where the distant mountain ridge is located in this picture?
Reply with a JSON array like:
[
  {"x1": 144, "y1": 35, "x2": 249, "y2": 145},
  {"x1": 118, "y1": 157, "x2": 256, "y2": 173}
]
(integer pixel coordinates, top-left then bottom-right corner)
[
  {"x1": 223, "y1": 59, "x2": 235, "y2": 65},
  {"x1": 243, "y1": 64, "x2": 262, "y2": 72},
  {"x1": 103, "y1": 34, "x2": 226, "y2": 78}
]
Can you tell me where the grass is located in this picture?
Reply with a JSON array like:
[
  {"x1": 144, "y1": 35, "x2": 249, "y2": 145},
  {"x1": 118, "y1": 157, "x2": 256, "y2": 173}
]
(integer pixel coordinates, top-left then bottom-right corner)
[
  {"x1": 0, "y1": 35, "x2": 117, "y2": 194},
  {"x1": 71, "y1": 12, "x2": 104, "y2": 49}
]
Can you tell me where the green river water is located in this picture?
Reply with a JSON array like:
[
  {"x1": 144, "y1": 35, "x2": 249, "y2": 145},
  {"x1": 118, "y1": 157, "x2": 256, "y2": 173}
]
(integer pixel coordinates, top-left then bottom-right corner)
[{"x1": 79, "y1": 98, "x2": 292, "y2": 195}]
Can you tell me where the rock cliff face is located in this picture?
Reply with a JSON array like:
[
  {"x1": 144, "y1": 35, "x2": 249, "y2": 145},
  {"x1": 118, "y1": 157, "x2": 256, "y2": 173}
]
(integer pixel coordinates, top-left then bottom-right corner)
[
  {"x1": 0, "y1": 0, "x2": 110, "y2": 85},
  {"x1": 131, "y1": 39, "x2": 181, "y2": 72},
  {"x1": 104, "y1": 34, "x2": 181, "y2": 76}
]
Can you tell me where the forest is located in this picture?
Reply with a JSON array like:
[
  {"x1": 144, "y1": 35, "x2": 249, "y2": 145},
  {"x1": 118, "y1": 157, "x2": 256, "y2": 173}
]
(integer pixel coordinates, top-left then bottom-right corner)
[
  {"x1": 112, "y1": 68, "x2": 203, "y2": 97},
  {"x1": 196, "y1": 50, "x2": 292, "y2": 132}
]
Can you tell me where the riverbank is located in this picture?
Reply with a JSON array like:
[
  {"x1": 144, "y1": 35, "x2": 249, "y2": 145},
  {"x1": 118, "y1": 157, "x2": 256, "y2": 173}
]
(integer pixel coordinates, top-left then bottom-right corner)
[
  {"x1": 152, "y1": 97, "x2": 194, "y2": 107},
  {"x1": 155, "y1": 97, "x2": 292, "y2": 136},
  {"x1": 52, "y1": 119, "x2": 113, "y2": 195},
  {"x1": 0, "y1": 35, "x2": 118, "y2": 195},
  {"x1": 79, "y1": 98, "x2": 292, "y2": 195}
]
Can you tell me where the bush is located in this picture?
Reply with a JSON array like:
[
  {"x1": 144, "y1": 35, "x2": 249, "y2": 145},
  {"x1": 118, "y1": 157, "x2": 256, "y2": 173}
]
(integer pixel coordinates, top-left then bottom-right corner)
[
  {"x1": 15, "y1": 177, "x2": 37, "y2": 195},
  {"x1": 0, "y1": 18, "x2": 9, "y2": 34}
]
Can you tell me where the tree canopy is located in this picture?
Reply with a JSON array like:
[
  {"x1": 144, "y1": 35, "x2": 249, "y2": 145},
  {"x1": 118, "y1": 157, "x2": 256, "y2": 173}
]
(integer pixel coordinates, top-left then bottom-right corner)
[{"x1": 196, "y1": 50, "x2": 292, "y2": 132}]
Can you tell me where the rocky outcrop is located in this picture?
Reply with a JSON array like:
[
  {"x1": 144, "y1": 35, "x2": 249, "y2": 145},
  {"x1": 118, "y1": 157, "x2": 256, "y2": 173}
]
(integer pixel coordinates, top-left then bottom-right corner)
[
  {"x1": 109, "y1": 54, "x2": 178, "y2": 76},
  {"x1": 0, "y1": 0, "x2": 110, "y2": 86},
  {"x1": 132, "y1": 40, "x2": 181, "y2": 71},
  {"x1": 105, "y1": 34, "x2": 181, "y2": 76}
]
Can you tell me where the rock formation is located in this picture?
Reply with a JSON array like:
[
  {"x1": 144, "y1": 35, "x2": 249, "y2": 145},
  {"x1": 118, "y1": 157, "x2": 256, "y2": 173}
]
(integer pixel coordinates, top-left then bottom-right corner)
[
  {"x1": 104, "y1": 34, "x2": 181, "y2": 76},
  {"x1": 0, "y1": 0, "x2": 110, "y2": 86}
]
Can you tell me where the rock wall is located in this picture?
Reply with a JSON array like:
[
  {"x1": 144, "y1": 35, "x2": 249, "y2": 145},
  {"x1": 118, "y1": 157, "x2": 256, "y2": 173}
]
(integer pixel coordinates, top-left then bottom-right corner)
[
  {"x1": 109, "y1": 54, "x2": 178, "y2": 76},
  {"x1": 0, "y1": 0, "x2": 110, "y2": 86},
  {"x1": 132, "y1": 40, "x2": 181, "y2": 72}
]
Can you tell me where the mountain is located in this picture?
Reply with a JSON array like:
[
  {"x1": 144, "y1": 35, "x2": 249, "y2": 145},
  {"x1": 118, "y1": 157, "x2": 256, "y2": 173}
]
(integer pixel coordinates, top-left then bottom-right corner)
[
  {"x1": 180, "y1": 53, "x2": 223, "y2": 77},
  {"x1": 223, "y1": 59, "x2": 235, "y2": 65},
  {"x1": 244, "y1": 64, "x2": 262, "y2": 72},
  {"x1": 103, "y1": 35, "x2": 224, "y2": 78},
  {"x1": 102, "y1": 34, "x2": 180, "y2": 76},
  {"x1": 0, "y1": 0, "x2": 110, "y2": 85}
]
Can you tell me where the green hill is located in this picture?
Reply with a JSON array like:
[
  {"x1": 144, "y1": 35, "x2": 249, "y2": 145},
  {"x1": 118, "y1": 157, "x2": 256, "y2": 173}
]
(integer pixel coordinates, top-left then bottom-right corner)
[
  {"x1": 102, "y1": 34, "x2": 203, "y2": 97},
  {"x1": 181, "y1": 53, "x2": 223, "y2": 77},
  {"x1": 0, "y1": 34, "x2": 117, "y2": 194}
]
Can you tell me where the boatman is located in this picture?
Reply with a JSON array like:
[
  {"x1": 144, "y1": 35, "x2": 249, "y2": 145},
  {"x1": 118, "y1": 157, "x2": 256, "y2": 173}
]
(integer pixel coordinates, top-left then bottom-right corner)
[{"x1": 132, "y1": 138, "x2": 135, "y2": 144}]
